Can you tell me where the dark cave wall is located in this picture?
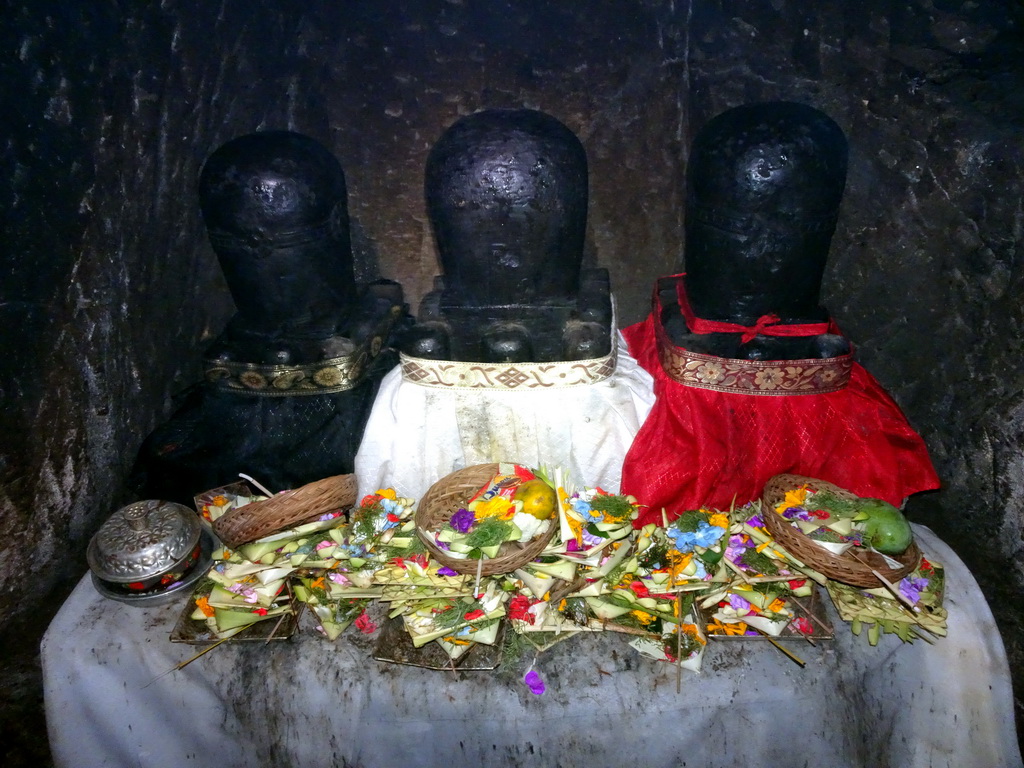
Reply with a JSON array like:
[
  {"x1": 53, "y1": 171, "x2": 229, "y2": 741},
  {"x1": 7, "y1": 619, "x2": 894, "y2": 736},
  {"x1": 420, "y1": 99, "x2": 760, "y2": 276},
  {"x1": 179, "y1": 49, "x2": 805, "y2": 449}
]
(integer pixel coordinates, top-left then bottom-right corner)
[
  {"x1": 1, "y1": 0, "x2": 1022, "y2": 762},
  {"x1": 1, "y1": 1, "x2": 322, "y2": 628}
]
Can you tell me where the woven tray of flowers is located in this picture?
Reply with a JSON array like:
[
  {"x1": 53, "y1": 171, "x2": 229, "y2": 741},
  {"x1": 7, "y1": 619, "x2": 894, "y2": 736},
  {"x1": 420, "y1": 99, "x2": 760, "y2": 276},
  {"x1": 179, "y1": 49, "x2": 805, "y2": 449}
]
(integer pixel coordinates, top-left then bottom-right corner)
[
  {"x1": 761, "y1": 474, "x2": 920, "y2": 588},
  {"x1": 415, "y1": 463, "x2": 558, "y2": 577}
]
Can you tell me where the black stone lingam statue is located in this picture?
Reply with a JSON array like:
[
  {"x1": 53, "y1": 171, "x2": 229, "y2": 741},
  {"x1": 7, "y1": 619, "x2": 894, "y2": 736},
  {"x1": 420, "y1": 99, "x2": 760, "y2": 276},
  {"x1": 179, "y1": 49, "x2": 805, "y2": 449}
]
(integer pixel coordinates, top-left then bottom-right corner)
[
  {"x1": 134, "y1": 131, "x2": 405, "y2": 504},
  {"x1": 404, "y1": 108, "x2": 612, "y2": 362},
  {"x1": 354, "y1": 108, "x2": 656, "y2": 502},
  {"x1": 620, "y1": 101, "x2": 939, "y2": 524},
  {"x1": 664, "y1": 101, "x2": 851, "y2": 360}
]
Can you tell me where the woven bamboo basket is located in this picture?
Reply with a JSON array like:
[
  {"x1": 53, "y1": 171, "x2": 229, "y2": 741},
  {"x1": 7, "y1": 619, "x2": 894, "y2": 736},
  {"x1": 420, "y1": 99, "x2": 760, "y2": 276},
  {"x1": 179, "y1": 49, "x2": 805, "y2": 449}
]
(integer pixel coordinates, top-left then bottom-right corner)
[
  {"x1": 761, "y1": 474, "x2": 920, "y2": 588},
  {"x1": 415, "y1": 463, "x2": 557, "y2": 576},
  {"x1": 213, "y1": 474, "x2": 358, "y2": 548}
]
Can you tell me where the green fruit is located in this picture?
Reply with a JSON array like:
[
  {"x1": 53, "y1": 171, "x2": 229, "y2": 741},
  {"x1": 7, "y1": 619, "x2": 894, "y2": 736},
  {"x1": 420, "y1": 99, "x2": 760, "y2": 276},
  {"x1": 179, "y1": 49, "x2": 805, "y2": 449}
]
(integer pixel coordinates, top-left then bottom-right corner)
[{"x1": 853, "y1": 498, "x2": 912, "y2": 555}]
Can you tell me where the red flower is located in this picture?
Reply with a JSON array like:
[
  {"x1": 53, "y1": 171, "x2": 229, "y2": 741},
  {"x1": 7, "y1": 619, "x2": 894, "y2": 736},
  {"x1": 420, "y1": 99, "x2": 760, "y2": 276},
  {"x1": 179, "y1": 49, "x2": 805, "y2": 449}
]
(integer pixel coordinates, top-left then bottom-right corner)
[
  {"x1": 253, "y1": 608, "x2": 268, "y2": 616},
  {"x1": 355, "y1": 612, "x2": 377, "y2": 634},
  {"x1": 360, "y1": 494, "x2": 383, "y2": 507},
  {"x1": 629, "y1": 581, "x2": 650, "y2": 598},
  {"x1": 788, "y1": 579, "x2": 807, "y2": 590},
  {"x1": 464, "y1": 609, "x2": 486, "y2": 621},
  {"x1": 792, "y1": 617, "x2": 814, "y2": 635},
  {"x1": 386, "y1": 512, "x2": 401, "y2": 522},
  {"x1": 390, "y1": 557, "x2": 407, "y2": 569},
  {"x1": 127, "y1": 582, "x2": 146, "y2": 591},
  {"x1": 508, "y1": 595, "x2": 538, "y2": 625},
  {"x1": 409, "y1": 553, "x2": 428, "y2": 568},
  {"x1": 810, "y1": 509, "x2": 829, "y2": 520},
  {"x1": 920, "y1": 557, "x2": 933, "y2": 572}
]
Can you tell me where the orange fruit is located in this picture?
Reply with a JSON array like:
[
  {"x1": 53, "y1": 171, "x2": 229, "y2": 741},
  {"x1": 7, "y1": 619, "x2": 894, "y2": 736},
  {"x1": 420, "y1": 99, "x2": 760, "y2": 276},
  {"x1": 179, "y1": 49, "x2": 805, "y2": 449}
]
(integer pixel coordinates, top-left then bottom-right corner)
[{"x1": 513, "y1": 479, "x2": 557, "y2": 520}]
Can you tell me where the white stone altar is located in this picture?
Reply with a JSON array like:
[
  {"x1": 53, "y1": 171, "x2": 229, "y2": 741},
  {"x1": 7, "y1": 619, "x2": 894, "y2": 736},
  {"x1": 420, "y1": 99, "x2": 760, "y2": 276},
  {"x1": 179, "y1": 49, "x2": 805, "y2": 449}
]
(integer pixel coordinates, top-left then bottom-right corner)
[{"x1": 42, "y1": 526, "x2": 1021, "y2": 768}]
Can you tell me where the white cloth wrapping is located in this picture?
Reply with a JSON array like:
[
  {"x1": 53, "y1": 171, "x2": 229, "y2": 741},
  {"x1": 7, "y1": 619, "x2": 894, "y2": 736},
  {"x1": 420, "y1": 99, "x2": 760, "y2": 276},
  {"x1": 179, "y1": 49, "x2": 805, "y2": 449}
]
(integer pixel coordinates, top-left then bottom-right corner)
[
  {"x1": 354, "y1": 331, "x2": 656, "y2": 500},
  {"x1": 42, "y1": 526, "x2": 1021, "y2": 768}
]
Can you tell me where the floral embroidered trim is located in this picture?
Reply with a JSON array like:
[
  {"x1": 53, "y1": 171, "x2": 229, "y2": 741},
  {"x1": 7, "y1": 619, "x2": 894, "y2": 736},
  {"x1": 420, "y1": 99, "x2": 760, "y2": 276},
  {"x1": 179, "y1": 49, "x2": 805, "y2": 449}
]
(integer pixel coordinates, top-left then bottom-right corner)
[
  {"x1": 203, "y1": 306, "x2": 401, "y2": 396},
  {"x1": 657, "y1": 340, "x2": 852, "y2": 395},
  {"x1": 652, "y1": 276, "x2": 852, "y2": 396},
  {"x1": 400, "y1": 335, "x2": 618, "y2": 390}
]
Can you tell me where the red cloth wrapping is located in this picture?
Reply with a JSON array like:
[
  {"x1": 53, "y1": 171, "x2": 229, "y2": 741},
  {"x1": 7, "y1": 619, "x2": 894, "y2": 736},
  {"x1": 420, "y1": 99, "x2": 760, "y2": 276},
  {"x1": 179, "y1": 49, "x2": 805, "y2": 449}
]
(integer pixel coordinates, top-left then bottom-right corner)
[{"x1": 621, "y1": 286, "x2": 939, "y2": 527}]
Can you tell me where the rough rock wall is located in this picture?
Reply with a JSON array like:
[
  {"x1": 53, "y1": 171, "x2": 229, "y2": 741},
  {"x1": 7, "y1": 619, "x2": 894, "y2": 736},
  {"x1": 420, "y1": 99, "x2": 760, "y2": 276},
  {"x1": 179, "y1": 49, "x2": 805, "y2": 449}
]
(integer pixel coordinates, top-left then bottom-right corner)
[
  {"x1": 287, "y1": 1, "x2": 687, "y2": 323},
  {"x1": 1, "y1": 2, "x2": 330, "y2": 762}
]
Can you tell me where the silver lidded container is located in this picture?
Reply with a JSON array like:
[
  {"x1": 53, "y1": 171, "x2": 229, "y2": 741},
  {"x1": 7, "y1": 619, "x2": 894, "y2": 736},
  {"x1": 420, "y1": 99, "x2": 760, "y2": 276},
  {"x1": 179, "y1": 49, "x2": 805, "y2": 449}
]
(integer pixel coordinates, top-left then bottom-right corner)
[{"x1": 87, "y1": 499, "x2": 212, "y2": 606}]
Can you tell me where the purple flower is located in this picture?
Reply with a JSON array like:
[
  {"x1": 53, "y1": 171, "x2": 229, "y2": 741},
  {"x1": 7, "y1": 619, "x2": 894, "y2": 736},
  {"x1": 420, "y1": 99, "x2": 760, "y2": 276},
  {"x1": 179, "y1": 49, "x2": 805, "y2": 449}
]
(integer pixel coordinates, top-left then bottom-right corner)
[
  {"x1": 437, "y1": 566, "x2": 458, "y2": 577},
  {"x1": 581, "y1": 528, "x2": 604, "y2": 547},
  {"x1": 898, "y1": 575, "x2": 929, "y2": 604},
  {"x1": 524, "y1": 670, "x2": 545, "y2": 695},
  {"x1": 727, "y1": 593, "x2": 751, "y2": 611},
  {"x1": 450, "y1": 507, "x2": 476, "y2": 533},
  {"x1": 747, "y1": 514, "x2": 764, "y2": 528},
  {"x1": 782, "y1": 506, "x2": 812, "y2": 521}
]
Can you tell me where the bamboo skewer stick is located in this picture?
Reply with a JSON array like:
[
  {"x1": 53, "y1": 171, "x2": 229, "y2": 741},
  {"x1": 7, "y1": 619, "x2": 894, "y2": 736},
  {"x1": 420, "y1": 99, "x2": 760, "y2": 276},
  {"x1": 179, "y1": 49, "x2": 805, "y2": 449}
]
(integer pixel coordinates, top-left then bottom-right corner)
[
  {"x1": 766, "y1": 637, "x2": 806, "y2": 667},
  {"x1": 144, "y1": 634, "x2": 234, "y2": 688},
  {"x1": 675, "y1": 594, "x2": 684, "y2": 694},
  {"x1": 238, "y1": 472, "x2": 276, "y2": 498}
]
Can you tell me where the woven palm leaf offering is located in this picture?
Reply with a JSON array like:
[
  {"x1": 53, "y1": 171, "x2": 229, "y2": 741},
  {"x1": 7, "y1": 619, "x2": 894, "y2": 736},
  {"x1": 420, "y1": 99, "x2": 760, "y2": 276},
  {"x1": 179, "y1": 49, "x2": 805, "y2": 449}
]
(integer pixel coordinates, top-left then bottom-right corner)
[
  {"x1": 288, "y1": 493, "x2": 419, "y2": 643},
  {"x1": 761, "y1": 474, "x2": 920, "y2": 587},
  {"x1": 499, "y1": 473, "x2": 709, "y2": 670},
  {"x1": 177, "y1": 502, "x2": 354, "y2": 643},
  {"x1": 681, "y1": 503, "x2": 833, "y2": 641},
  {"x1": 761, "y1": 474, "x2": 946, "y2": 644},
  {"x1": 508, "y1": 467, "x2": 640, "y2": 610},
  {"x1": 180, "y1": 547, "x2": 300, "y2": 643}
]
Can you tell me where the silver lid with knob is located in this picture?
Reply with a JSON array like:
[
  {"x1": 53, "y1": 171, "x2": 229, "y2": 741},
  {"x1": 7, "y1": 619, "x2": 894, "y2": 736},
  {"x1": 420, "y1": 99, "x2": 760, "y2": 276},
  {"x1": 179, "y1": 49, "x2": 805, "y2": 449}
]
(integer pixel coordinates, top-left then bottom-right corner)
[{"x1": 87, "y1": 500, "x2": 203, "y2": 583}]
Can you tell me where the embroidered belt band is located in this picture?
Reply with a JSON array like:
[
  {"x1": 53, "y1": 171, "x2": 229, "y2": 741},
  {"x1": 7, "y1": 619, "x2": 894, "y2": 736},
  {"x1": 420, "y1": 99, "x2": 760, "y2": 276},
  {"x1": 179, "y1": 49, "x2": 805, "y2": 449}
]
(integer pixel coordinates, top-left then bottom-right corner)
[
  {"x1": 654, "y1": 275, "x2": 852, "y2": 396},
  {"x1": 203, "y1": 305, "x2": 402, "y2": 396},
  {"x1": 401, "y1": 335, "x2": 618, "y2": 391}
]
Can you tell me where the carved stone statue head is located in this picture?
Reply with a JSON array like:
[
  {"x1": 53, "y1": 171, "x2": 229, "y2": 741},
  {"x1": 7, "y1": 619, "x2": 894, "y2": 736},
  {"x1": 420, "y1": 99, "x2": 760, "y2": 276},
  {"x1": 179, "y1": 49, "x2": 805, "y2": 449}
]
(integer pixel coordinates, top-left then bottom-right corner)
[
  {"x1": 199, "y1": 130, "x2": 356, "y2": 340},
  {"x1": 425, "y1": 108, "x2": 589, "y2": 308},
  {"x1": 683, "y1": 101, "x2": 848, "y2": 325},
  {"x1": 409, "y1": 109, "x2": 610, "y2": 362}
]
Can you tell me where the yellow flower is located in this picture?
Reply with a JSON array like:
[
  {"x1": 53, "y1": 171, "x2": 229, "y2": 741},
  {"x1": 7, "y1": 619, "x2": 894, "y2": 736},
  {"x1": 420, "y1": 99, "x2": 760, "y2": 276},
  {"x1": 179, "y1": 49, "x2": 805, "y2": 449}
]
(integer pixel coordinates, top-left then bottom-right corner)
[
  {"x1": 667, "y1": 551, "x2": 693, "y2": 584},
  {"x1": 631, "y1": 610, "x2": 655, "y2": 625},
  {"x1": 566, "y1": 514, "x2": 584, "y2": 544},
  {"x1": 681, "y1": 624, "x2": 708, "y2": 645},
  {"x1": 196, "y1": 595, "x2": 215, "y2": 618},
  {"x1": 776, "y1": 486, "x2": 809, "y2": 513},
  {"x1": 709, "y1": 513, "x2": 729, "y2": 529},
  {"x1": 375, "y1": 488, "x2": 397, "y2": 500},
  {"x1": 472, "y1": 495, "x2": 516, "y2": 519},
  {"x1": 767, "y1": 598, "x2": 787, "y2": 613}
]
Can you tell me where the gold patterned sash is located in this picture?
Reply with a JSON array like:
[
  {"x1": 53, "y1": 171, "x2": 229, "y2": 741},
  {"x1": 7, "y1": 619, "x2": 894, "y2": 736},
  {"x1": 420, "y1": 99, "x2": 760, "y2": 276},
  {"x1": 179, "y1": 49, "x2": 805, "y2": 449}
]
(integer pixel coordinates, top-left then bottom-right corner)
[
  {"x1": 401, "y1": 336, "x2": 618, "y2": 390},
  {"x1": 203, "y1": 306, "x2": 402, "y2": 396},
  {"x1": 653, "y1": 276, "x2": 852, "y2": 396},
  {"x1": 657, "y1": 343, "x2": 852, "y2": 395}
]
